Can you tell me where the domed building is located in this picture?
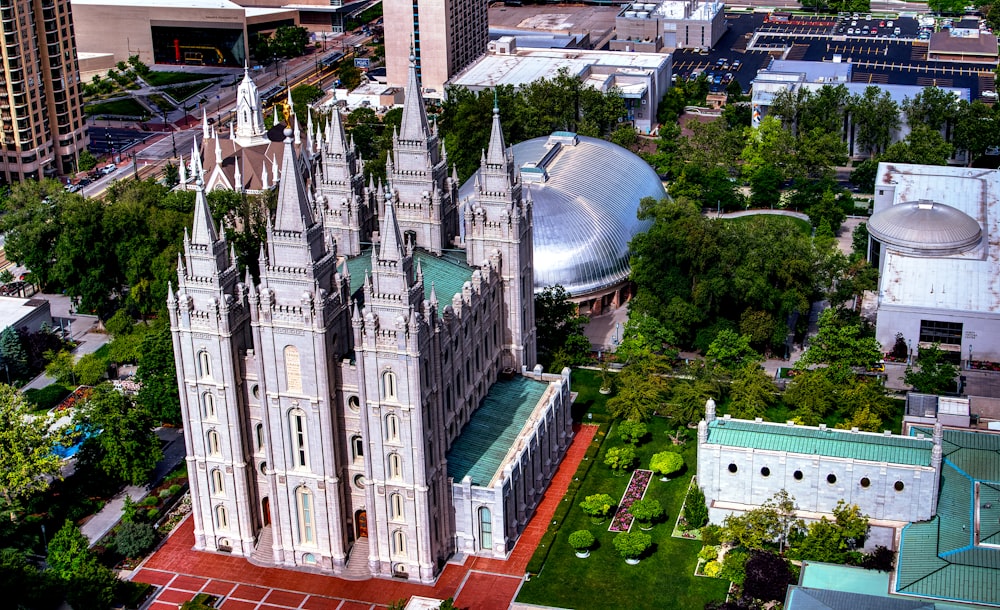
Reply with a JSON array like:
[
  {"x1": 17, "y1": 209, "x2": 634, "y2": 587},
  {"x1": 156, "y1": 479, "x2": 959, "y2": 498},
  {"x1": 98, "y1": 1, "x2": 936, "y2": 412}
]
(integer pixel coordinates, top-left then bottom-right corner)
[
  {"x1": 459, "y1": 132, "x2": 665, "y2": 315},
  {"x1": 869, "y1": 164, "x2": 1000, "y2": 365}
]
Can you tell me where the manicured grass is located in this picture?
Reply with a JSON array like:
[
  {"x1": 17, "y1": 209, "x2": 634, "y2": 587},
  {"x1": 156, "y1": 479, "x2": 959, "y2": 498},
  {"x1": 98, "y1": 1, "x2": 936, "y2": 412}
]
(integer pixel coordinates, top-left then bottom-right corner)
[
  {"x1": 144, "y1": 71, "x2": 222, "y2": 87},
  {"x1": 725, "y1": 213, "x2": 812, "y2": 236},
  {"x1": 84, "y1": 98, "x2": 148, "y2": 117},
  {"x1": 24, "y1": 383, "x2": 72, "y2": 414},
  {"x1": 516, "y1": 371, "x2": 729, "y2": 610},
  {"x1": 163, "y1": 81, "x2": 213, "y2": 102}
]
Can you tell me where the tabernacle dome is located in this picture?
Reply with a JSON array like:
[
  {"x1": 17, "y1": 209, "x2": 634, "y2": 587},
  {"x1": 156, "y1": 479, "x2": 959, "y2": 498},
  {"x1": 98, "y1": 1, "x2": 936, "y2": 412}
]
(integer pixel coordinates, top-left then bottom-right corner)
[
  {"x1": 868, "y1": 199, "x2": 982, "y2": 256},
  {"x1": 458, "y1": 131, "x2": 665, "y2": 313}
]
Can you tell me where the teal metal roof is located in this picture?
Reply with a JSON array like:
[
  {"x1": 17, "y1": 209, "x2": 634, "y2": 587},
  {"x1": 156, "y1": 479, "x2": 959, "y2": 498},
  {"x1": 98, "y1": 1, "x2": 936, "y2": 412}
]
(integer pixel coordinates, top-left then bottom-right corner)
[
  {"x1": 344, "y1": 247, "x2": 472, "y2": 309},
  {"x1": 896, "y1": 428, "x2": 1000, "y2": 607},
  {"x1": 706, "y1": 419, "x2": 934, "y2": 466},
  {"x1": 446, "y1": 376, "x2": 549, "y2": 486}
]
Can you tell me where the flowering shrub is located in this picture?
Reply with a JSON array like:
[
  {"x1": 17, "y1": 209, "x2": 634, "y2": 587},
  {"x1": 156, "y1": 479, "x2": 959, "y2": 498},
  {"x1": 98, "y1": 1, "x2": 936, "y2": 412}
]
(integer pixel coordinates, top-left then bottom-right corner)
[
  {"x1": 609, "y1": 469, "x2": 652, "y2": 532},
  {"x1": 703, "y1": 560, "x2": 722, "y2": 578},
  {"x1": 56, "y1": 386, "x2": 93, "y2": 411},
  {"x1": 698, "y1": 545, "x2": 719, "y2": 561}
]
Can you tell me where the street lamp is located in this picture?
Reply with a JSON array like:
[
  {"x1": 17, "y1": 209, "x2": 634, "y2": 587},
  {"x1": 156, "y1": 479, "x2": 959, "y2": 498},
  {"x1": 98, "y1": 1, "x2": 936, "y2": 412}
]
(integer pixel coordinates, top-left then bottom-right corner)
[{"x1": 969, "y1": 344, "x2": 974, "y2": 369}]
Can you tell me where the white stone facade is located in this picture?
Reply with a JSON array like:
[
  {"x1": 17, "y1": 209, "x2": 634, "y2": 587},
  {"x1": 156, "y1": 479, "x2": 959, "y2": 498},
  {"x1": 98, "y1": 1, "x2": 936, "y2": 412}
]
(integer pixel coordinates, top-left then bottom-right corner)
[{"x1": 169, "y1": 63, "x2": 571, "y2": 583}]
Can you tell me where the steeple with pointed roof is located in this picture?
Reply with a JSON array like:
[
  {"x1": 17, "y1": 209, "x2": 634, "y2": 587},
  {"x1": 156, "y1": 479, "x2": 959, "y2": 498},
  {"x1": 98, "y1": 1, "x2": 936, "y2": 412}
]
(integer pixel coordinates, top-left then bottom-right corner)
[
  {"x1": 384, "y1": 52, "x2": 457, "y2": 254},
  {"x1": 315, "y1": 104, "x2": 373, "y2": 257},
  {"x1": 234, "y1": 62, "x2": 268, "y2": 147}
]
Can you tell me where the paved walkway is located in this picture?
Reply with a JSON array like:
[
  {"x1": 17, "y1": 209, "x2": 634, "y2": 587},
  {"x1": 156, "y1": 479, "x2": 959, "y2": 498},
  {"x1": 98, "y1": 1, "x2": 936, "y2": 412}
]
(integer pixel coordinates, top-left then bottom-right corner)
[
  {"x1": 132, "y1": 425, "x2": 599, "y2": 610},
  {"x1": 80, "y1": 427, "x2": 187, "y2": 546}
]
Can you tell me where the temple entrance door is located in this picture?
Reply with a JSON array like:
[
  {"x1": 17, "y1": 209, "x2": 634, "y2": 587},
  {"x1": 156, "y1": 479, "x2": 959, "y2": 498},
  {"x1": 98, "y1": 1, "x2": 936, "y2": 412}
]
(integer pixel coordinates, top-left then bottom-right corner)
[
  {"x1": 262, "y1": 497, "x2": 271, "y2": 526},
  {"x1": 356, "y1": 510, "x2": 368, "y2": 538}
]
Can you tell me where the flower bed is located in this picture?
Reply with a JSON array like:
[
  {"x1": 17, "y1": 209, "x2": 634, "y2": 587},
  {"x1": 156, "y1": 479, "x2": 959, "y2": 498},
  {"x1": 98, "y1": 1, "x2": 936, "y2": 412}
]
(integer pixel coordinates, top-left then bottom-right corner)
[
  {"x1": 970, "y1": 360, "x2": 1000, "y2": 371},
  {"x1": 609, "y1": 469, "x2": 652, "y2": 533},
  {"x1": 55, "y1": 385, "x2": 93, "y2": 411}
]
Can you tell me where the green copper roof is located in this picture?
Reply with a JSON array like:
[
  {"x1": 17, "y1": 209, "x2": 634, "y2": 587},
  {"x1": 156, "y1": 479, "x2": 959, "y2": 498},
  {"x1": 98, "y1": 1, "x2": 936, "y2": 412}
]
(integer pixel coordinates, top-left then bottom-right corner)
[
  {"x1": 895, "y1": 428, "x2": 1000, "y2": 607},
  {"x1": 345, "y1": 247, "x2": 472, "y2": 308},
  {"x1": 446, "y1": 376, "x2": 549, "y2": 486},
  {"x1": 706, "y1": 419, "x2": 934, "y2": 466}
]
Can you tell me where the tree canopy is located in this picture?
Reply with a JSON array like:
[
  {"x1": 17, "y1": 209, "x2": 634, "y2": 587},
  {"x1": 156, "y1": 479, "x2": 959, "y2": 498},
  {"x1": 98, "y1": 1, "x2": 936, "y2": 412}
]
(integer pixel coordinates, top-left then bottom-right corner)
[
  {"x1": 75, "y1": 384, "x2": 163, "y2": 486},
  {"x1": 0, "y1": 385, "x2": 65, "y2": 509}
]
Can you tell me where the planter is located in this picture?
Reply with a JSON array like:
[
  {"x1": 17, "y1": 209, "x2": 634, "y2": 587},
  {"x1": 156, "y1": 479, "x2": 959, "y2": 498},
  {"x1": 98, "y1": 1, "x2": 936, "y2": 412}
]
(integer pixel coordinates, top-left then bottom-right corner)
[
  {"x1": 625, "y1": 558, "x2": 640, "y2": 565},
  {"x1": 599, "y1": 387, "x2": 612, "y2": 395},
  {"x1": 639, "y1": 525, "x2": 653, "y2": 531},
  {"x1": 660, "y1": 476, "x2": 669, "y2": 482},
  {"x1": 575, "y1": 550, "x2": 591, "y2": 558}
]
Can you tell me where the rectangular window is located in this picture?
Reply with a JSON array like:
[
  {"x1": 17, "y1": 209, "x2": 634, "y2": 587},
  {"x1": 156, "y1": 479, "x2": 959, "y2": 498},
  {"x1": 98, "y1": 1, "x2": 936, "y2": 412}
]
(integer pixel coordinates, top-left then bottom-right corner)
[{"x1": 919, "y1": 320, "x2": 962, "y2": 346}]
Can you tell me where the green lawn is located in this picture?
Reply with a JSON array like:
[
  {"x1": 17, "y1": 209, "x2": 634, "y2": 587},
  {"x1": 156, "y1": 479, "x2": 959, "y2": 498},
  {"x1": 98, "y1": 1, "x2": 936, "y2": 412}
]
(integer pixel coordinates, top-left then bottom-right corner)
[
  {"x1": 84, "y1": 98, "x2": 148, "y2": 117},
  {"x1": 144, "y1": 71, "x2": 222, "y2": 87},
  {"x1": 725, "y1": 213, "x2": 812, "y2": 235},
  {"x1": 163, "y1": 81, "x2": 213, "y2": 102},
  {"x1": 516, "y1": 370, "x2": 730, "y2": 610}
]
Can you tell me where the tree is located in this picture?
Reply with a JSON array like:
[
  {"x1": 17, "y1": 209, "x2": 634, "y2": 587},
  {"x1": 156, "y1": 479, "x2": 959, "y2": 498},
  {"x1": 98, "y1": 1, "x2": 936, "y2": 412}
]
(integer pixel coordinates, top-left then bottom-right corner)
[
  {"x1": 881, "y1": 124, "x2": 953, "y2": 166},
  {"x1": 136, "y1": 322, "x2": 181, "y2": 425},
  {"x1": 45, "y1": 349, "x2": 77, "y2": 386},
  {"x1": 579, "y1": 493, "x2": 616, "y2": 523},
  {"x1": 683, "y1": 484, "x2": 709, "y2": 529},
  {"x1": 748, "y1": 164, "x2": 783, "y2": 209},
  {"x1": 784, "y1": 368, "x2": 838, "y2": 424},
  {"x1": 75, "y1": 352, "x2": 108, "y2": 386},
  {"x1": 628, "y1": 498, "x2": 664, "y2": 528},
  {"x1": 650, "y1": 451, "x2": 684, "y2": 479},
  {"x1": 705, "y1": 330, "x2": 761, "y2": 374},
  {"x1": 905, "y1": 344, "x2": 959, "y2": 394},
  {"x1": 902, "y1": 86, "x2": 959, "y2": 131},
  {"x1": 667, "y1": 379, "x2": 716, "y2": 425},
  {"x1": 337, "y1": 62, "x2": 363, "y2": 91},
  {"x1": 568, "y1": 530, "x2": 595, "y2": 552},
  {"x1": 0, "y1": 385, "x2": 63, "y2": 510},
  {"x1": 953, "y1": 99, "x2": 1000, "y2": 162},
  {"x1": 729, "y1": 363, "x2": 775, "y2": 420},
  {"x1": 75, "y1": 384, "x2": 163, "y2": 486},
  {"x1": 271, "y1": 25, "x2": 309, "y2": 58},
  {"x1": 861, "y1": 545, "x2": 895, "y2": 572},
  {"x1": 615, "y1": 313, "x2": 676, "y2": 365},
  {"x1": 78, "y1": 150, "x2": 98, "y2": 172},
  {"x1": 612, "y1": 531, "x2": 651, "y2": 560},
  {"x1": 47, "y1": 520, "x2": 94, "y2": 578},
  {"x1": 722, "y1": 491, "x2": 797, "y2": 550},
  {"x1": 533, "y1": 285, "x2": 589, "y2": 371},
  {"x1": 618, "y1": 420, "x2": 648, "y2": 445},
  {"x1": 604, "y1": 446, "x2": 637, "y2": 475},
  {"x1": 0, "y1": 325, "x2": 28, "y2": 380},
  {"x1": 0, "y1": 179, "x2": 67, "y2": 289},
  {"x1": 606, "y1": 355, "x2": 670, "y2": 421},
  {"x1": 115, "y1": 521, "x2": 157, "y2": 558},
  {"x1": 742, "y1": 551, "x2": 796, "y2": 604},
  {"x1": 65, "y1": 559, "x2": 119, "y2": 610},
  {"x1": 849, "y1": 86, "x2": 900, "y2": 156},
  {"x1": 797, "y1": 309, "x2": 882, "y2": 371}
]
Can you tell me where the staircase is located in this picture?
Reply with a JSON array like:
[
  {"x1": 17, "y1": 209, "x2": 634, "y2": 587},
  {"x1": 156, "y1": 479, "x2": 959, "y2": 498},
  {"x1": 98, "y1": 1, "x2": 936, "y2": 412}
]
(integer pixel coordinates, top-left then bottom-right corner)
[
  {"x1": 248, "y1": 525, "x2": 274, "y2": 567},
  {"x1": 340, "y1": 537, "x2": 372, "y2": 580}
]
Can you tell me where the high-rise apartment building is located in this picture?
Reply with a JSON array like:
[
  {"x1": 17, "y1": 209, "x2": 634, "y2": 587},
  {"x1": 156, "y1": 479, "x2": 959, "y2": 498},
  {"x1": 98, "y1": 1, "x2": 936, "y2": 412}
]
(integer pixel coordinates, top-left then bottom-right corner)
[
  {"x1": 383, "y1": 0, "x2": 488, "y2": 96},
  {"x1": 0, "y1": 0, "x2": 88, "y2": 183}
]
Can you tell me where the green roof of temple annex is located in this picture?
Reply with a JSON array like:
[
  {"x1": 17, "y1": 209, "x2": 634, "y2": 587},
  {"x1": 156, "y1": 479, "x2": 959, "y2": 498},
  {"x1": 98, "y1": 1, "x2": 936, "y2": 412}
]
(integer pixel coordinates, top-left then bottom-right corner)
[
  {"x1": 895, "y1": 428, "x2": 1000, "y2": 607},
  {"x1": 706, "y1": 419, "x2": 935, "y2": 467},
  {"x1": 345, "y1": 247, "x2": 472, "y2": 309}
]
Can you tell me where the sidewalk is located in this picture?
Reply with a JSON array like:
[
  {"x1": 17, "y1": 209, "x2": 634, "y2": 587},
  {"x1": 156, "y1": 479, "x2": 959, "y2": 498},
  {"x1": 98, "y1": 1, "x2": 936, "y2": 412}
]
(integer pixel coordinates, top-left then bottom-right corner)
[{"x1": 80, "y1": 427, "x2": 186, "y2": 547}]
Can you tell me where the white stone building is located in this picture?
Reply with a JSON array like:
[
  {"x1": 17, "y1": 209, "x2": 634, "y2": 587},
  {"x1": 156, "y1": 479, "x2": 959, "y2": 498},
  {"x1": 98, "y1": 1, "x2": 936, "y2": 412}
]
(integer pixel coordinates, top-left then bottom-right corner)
[
  {"x1": 697, "y1": 401, "x2": 942, "y2": 526},
  {"x1": 168, "y1": 57, "x2": 574, "y2": 583}
]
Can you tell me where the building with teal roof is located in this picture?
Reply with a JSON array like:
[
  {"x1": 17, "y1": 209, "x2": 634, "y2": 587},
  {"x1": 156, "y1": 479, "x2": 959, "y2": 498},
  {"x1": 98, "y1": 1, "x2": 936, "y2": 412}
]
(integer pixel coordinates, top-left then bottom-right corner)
[
  {"x1": 697, "y1": 400, "x2": 942, "y2": 528},
  {"x1": 894, "y1": 427, "x2": 1000, "y2": 607}
]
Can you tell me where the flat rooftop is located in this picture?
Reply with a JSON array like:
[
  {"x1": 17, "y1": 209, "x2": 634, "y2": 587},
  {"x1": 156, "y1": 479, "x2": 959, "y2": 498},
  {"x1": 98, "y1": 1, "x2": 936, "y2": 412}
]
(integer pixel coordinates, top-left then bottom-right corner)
[
  {"x1": 875, "y1": 165, "x2": 998, "y2": 314},
  {"x1": 896, "y1": 428, "x2": 1000, "y2": 607},
  {"x1": 0, "y1": 296, "x2": 47, "y2": 331},
  {"x1": 450, "y1": 47, "x2": 668, "y2": 89},
  {"x1": 706, "y1": 418, "x2": 935, "y2": 467},
  {"x1": 447, "y1": 376, "x2": 550, "y2": 486},
  {"x1": 345, "y1": 247, "x2": 472, "y2": 307},
  {"x1": 72, "y1": 0, "x2": 243, "y2": 8}
]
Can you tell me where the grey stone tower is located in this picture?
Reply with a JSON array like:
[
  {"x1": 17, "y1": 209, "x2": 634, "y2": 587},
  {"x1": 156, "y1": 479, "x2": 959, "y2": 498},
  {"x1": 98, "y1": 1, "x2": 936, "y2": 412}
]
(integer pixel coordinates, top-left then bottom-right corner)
[
  {"x1": 384, "y1": 54, "x2": 459, "y2": 254},
  {"x1": 316, "y1": 106, "x2": 376, "y2": 257},
  {"x1": 247, "y1": 128, "x2": 353, "y2": 573},
  {"x1": 464, "y1": 100, "x2": 537, "y2": 371},
  {"x1": 168, "y1": 177, "x2": 254, "y2": 556}
]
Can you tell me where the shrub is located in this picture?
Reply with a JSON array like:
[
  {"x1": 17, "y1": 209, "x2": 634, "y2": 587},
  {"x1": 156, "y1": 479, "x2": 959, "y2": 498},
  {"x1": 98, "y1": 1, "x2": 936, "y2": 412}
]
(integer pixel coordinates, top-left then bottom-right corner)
[
  {"x1": 698, "y1": 545, "x2": 719, "y2": 562},
  {"x1": 613, "y1": 531, "x2": 651, "y2": 560},
  {"x1": 158, "y1": 489, "x2": 171, "y2": 500},
  {"x1": 700, "y1": 524, "x2": 723, "y2": 546},
  {"x1": 568, "y1": 530, "x2": 595, "y2": 551},
  {"x1": 579, "y1": 493, "x2": 616, "y2": 523},
  {"x1": 169, "y1": 484, "x2": 182, "y2": 495},
  {"x1": 604, "y1": 446, "x2": 637, "y2": 474},
  {"x1": 115, "y1": 521, "x2": 156, "y2": 558},
  {"x1": 861, "y1": 545, "x2": 895, "y2": 572},
  {"x1": 650, "y1": 451, "x2": 684, "y2": 478},
  {"x1": 618, "y1": 420, "x2": 648, "y2": 445},
  {"x1": 683, "y1": 484, "x2": 709, "y2": 529},
  {"x1": 628, "y1": 498, "x2": 664, "y2": 527},
  {"x1": 24, "y1": 384, "x2": 72, "y2": 411},
  {"x1": 703, "y1": 560, "x2": 722, "y2": 578},
  {"x1": 146, "y1": 508, "x2": 160, "y2": 521},
  {"x1": 141, "y1": 496, "x2": 158, "y2": 507},
  {"x1": 719, "y1": 548, "x2": 749, "y2": 585}
]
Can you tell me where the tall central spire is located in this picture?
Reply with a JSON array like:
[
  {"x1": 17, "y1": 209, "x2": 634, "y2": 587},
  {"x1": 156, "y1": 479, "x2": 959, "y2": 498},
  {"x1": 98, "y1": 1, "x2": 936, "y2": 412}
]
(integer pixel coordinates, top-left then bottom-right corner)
[
  {"x1": 274, "y1": 127, "x2": 314, "y2": 232},
  {"x1": 486, "y1": 90, "x2": 509, "y2": 168},
  {"x1": 399, "y1": 50, "x2": 430, "y2": 142}
]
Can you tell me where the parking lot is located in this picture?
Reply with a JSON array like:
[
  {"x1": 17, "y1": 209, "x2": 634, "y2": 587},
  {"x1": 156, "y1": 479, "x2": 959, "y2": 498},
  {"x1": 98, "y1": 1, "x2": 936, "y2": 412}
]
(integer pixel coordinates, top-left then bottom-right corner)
[{"x1": 673, "y1": 12, "x2": 995, "y2": 98}]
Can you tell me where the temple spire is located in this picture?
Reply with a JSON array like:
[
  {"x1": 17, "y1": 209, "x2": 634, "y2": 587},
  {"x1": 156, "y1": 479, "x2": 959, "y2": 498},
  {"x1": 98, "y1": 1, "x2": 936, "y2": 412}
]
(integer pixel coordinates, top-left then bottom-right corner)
[
  {"x1": 273, "y1": 127, "x2": 314, "y2": 232},
  {"x1": 486, "y1": 89, "x2": 508, "y2": 167},
  {"x1": 379, "y1": 187, "x2": 405, "y2": 262},
  {"x1": 399, "y1": 49, "x2": 430, "y2": 142},
  {"x1": 202, "y1": 108, "x2": 210, "y2": 140},
  {"x1": 191, "y1": 175, "x2": 218, "y2": 246}
]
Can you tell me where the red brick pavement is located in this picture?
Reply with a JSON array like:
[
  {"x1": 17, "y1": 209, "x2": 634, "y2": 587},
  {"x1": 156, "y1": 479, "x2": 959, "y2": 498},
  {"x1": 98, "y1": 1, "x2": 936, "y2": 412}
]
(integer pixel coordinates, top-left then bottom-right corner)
[{"x1": 134, "y1": 424, "x2": 599, "y2": 609}]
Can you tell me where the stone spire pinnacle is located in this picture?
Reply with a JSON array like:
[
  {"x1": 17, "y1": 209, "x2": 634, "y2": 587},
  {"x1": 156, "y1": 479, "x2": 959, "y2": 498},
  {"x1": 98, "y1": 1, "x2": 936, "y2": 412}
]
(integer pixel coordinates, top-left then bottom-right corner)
[
  {"x1": 399, "y1": 50, "x2": 430, "y2": 142},
  {"x1": 191, "y1": 174, "x2": 218, "y2": 245},
  {"x1": 202, "y1": 108, "x2": 210, "y2": 140},
  {"x1": 233, "y1": 153, "x2": 242, "y2": 192},
  {"x1": 261, "y1": 161, "x2": 269, "y2": 190},
  {"x1": 486, "y1": 89, "x2": 508, "y2": 167},
  {"x1": 214, "y1": 134, "x2": 222, "y2": 165},
  {"x1": 274, "y1": 128, "x2": 314, "y2": 232},
  {"x1": 271, "y1": 154, "x2": 279, "y2": 184},
  {"x1": 379, "y1": 187, "x2": 405, "y2": 262},
  {"x1": 178, "y1": 154, "x2": 187, "y2": 185},
  {"x1": 328, "y1": 106, "x2": 348, "y2": 155}
]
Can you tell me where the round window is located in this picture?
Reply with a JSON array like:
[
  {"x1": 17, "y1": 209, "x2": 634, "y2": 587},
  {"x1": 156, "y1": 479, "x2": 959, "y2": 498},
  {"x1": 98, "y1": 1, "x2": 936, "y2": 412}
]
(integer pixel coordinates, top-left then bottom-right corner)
[
  {"x1": 827, "y1": 474, "x2": 837, "y2": 485},
  {"x1": 348, "y1": 395, "x2": 360, "y2": 412},
  {"x1": 354, "y1": 474, "x2": 367, "y2": 489},
  {"x1": 860, "y1": 477, "x2": 871, "y2": 488},
  {"x1": 760, "y1": 467, "x2": 771, "y2": 477},
  {"x1": 251, "y1": 384, "x2": 260, "y2": 399},
  {"x1": 728, "y1": 463, "x2": 738, "y2": 474},
  {"x1": 793, "y1": 470, "x2": 804, "y2": 481},
  {"x1": 894, "y1": 480, "x2": 905, "y2": 492},
  {"x1": 259, "y1": 462, "x2": 268, "y2": 475}
]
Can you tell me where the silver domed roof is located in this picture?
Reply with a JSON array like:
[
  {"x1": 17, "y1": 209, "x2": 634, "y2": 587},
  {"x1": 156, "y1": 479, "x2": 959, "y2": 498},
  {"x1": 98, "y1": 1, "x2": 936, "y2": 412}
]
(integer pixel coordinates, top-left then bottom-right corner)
[
  {"x1": 869, "y1": 199, "x2": 982, "y2": 256},
  {"x1": 459, "y1": 133, "x2": 664, "y2": 296}
]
